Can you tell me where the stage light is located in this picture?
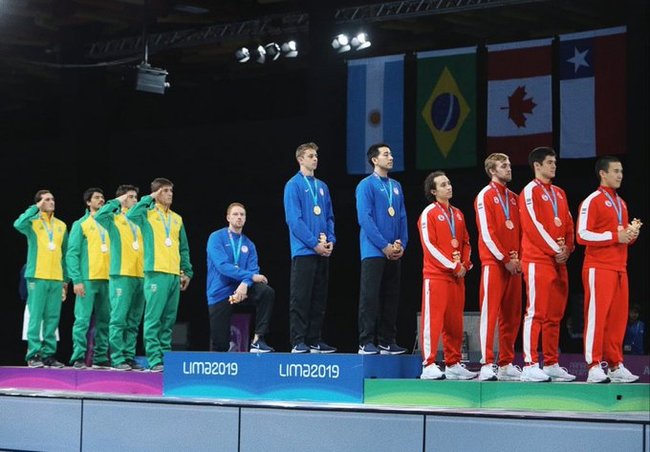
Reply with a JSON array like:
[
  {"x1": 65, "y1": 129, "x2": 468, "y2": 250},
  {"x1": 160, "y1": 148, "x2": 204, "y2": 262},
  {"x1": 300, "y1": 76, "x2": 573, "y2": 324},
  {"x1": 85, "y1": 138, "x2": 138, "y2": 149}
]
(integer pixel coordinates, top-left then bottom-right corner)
[
  {"x1": 264, "y1": 42, "x2": 281, "y2": 61},
  {"x1": 331, "y1": 34, "x2": 351, "y2": 53},
  {"x1": 281, "y1": 40, "x2": 298, "y2": 58},
  {"x1": 351, "y1": 32, "x2": 371, "y2": 50},
  {"x1": 235, "y1": 47, "x2": 250, "y2": 63},
  {"x1": 254, "y1": 45, "x2": 266, "y2": 64},
  {"x1": 135, "y1": 62, "x2": 170, "y2": 95}
]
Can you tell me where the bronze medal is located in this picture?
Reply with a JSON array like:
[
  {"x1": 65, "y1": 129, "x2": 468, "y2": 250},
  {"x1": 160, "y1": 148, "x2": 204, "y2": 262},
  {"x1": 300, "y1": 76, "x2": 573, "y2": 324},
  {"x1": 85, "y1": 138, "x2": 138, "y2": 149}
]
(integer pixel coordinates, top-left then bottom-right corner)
[
  {"x1": 617, "y1": 224, "x2": 624, "y2": 232},
  {"x1": 313, "y1": 205, "x2": 321, "y2": 215},
  {"x1": 451, "y1": 238, "x2": 459, "y2": 248},
  {"x1": 554, "y1": 216, "x2": 562, "y2": 227},
  {"x1": 388, "y1": 206, "x2": 395, "y2": 217},
  {"x1": 505, "y1": 220, "x2": 514, "y2": 230}
]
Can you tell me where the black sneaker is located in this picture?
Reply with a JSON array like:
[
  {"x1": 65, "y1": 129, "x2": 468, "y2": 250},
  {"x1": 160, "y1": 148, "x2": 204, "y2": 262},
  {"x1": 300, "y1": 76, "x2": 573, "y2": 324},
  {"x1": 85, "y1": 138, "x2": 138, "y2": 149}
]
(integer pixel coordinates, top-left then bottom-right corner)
[
  {"x1": 73, "y1": 359, "x2": 87, "y2": 370},
  {"x1": 250, "y1": 339, "x2": 274, "y2": 353},
  {"x1": 27, "y1": 355, "x2": 44, "y2": 368},
  {"x1": 92, "y1": 361, "x2": 112, "y2": 370},
  {"x1": 42, "y1": 356, "x2": 65, "y2": 368},
  {"x1": 378, "y1": 343, "x2": 408, "y2": 355},
  {"x1": 126, "y1": 359, "x2": 145, "y2": 371},
  {"x1": 309, "y1": 341, "x2": 337, "y2": 354}
]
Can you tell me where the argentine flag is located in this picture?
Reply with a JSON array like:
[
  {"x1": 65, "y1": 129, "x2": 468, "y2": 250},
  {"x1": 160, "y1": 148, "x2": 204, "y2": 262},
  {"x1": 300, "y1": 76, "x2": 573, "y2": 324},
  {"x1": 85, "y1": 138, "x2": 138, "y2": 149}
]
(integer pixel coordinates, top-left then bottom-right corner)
[{"x1": 347, "y1": 54, "x2": 404, "y2": 174}]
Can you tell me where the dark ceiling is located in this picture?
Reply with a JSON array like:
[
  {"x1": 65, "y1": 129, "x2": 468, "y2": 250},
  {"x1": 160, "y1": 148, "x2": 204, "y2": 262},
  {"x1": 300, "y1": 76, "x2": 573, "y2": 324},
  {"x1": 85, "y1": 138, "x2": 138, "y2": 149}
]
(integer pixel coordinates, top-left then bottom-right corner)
[{"x1": 0, "y1": 0, "x2": 646, "y2": 124}]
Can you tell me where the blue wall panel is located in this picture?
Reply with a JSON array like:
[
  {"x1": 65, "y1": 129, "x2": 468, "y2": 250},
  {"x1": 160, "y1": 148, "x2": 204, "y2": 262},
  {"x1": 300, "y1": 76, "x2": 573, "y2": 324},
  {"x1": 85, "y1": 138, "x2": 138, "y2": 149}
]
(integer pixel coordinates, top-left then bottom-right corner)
[
  {"x1": 425, "y1": 416, "x2": 645, "y2": 452},
  {"x1": 82, "y1": 400, "x2": 239, "y2": 451},
  {"x1": 0, "y1": 396, "x2": 82, "y2": 452},
  {"x1": 240, "y1": 408, "x2": 424, "y2": 452}
]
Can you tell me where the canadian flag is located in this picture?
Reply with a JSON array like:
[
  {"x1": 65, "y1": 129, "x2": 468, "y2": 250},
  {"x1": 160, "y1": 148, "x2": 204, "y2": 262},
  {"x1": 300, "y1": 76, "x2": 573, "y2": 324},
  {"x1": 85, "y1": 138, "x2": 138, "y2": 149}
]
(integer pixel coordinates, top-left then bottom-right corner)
[{"x1": 486, "y1": 39, "x2": 553, "y2": 165}]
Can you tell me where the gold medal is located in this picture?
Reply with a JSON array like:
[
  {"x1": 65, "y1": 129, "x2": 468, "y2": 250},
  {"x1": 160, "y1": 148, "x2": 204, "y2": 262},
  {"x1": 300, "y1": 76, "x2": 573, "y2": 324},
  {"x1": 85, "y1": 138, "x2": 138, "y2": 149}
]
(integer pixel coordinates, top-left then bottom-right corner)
[
  {"x1": 451, "y1": 238, "x2": 459, "y2": 248},
  {"x1": 313, "y1": 205, "x2": 321, "y2": 215},
  {"x1": 100, "y1": 244, "x2": 108, "y2": 253},
  {"x1": 132, "y1": 241, "x2": 140, "y2": 251},
  {"x1": 505, "y1": 220, "x2": 514, "y2": 230},
  {"x1": 554, "y1": 217, "x2": 562, "y2": 227},
  {"x1": 165, "y1": 237, "x2": 173, "y2": 247},
  {"x1": 388, "y1": 206, "x2": 395, "y2": 217},
  {"x1": 48, "y1": 241, "x2": 56, "y2": 251}
]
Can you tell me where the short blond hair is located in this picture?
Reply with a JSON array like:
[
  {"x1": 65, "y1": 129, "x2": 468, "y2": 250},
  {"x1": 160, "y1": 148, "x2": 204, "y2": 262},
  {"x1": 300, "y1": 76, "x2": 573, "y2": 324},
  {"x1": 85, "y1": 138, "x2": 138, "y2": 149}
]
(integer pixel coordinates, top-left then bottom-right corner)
[
  {"x1": 484, "y1": 153, "x2": 510, "y2": 177},
  {"x1": 226, "y1": 202, "x2": 245, "y2": 215},
  {"x1": 295, "y1": 142, "x2": 318, "y2": 160}
]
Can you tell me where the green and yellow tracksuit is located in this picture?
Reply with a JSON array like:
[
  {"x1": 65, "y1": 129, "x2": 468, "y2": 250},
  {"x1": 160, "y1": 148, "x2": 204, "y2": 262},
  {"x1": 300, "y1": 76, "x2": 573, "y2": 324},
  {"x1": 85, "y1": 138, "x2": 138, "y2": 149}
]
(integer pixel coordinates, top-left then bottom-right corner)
[
  {"x1": 14, "y1": 206, "x2": 68, "y2": 362},
  {"x1": 67, "y1": 211, "x2": 111, "y2": 365},
  {"x1": 127, "y1": 196, "x2": 193, "y2": 368},
  {"x1": 95, "y1": 199, "x2": 145, "y2": 366}
]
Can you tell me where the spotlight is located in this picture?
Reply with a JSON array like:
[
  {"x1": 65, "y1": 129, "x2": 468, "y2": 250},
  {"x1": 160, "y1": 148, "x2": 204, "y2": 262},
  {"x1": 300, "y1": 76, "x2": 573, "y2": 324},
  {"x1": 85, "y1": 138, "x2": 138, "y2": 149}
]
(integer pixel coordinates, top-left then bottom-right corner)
[
  {"x1": 135, "y1": 62, "x2": 169, "y2": 95},
  {"x1": 235, "y1": 47, "x2": 250, "y2": 63},
  {"x1": 254, "y1": 45, "x2": 266, "y2": 64},
  {"x1": 264, "y1": 42, "x2": 281, "y2": 61},
  {"x1": 351, "y1": 32, "x2": 371, "y2": 51},
  {"x1": 331, "y1": 34, "x2": 351, "y2": 53},
  {"x1": 281, "y1": 40, "x2": 298, "y2": 58}
]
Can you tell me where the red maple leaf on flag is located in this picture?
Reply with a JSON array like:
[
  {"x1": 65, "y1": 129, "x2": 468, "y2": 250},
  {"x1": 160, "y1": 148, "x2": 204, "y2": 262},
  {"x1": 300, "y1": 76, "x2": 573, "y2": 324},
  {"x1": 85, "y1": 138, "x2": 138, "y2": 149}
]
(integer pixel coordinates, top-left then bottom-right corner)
[{"x1": 502, "y1": 86, "x2": 537, "y2": 128}]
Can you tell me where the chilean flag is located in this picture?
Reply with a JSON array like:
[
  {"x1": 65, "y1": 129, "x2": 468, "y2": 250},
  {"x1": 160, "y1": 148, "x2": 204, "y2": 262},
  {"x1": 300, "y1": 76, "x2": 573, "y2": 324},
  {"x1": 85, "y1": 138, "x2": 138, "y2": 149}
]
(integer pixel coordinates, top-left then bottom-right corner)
[
  {"x1": 559, "y1": 27, "x2": 627, "y2": 158},
  {"x1": 486, "y1": 39, "x2": 553, "y2": 166},
  {"x1": 347, "y1": 54, "x2": 404, "y2": 174}
]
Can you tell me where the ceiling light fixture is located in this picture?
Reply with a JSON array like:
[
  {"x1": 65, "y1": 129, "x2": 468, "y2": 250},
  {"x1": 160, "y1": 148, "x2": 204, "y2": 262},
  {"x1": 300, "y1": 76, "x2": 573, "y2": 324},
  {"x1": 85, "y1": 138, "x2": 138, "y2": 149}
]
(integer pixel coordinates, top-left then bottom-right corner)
[{"x1": 331, "y1": 34, "x2": 351, "y2": 53}]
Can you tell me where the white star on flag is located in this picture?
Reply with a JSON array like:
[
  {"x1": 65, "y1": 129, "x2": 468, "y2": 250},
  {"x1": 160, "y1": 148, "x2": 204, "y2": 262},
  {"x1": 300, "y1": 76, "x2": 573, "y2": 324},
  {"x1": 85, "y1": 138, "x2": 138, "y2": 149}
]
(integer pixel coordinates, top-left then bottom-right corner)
[{"x1": 567, "y1": 47, "x2": 590, "y2": 73}]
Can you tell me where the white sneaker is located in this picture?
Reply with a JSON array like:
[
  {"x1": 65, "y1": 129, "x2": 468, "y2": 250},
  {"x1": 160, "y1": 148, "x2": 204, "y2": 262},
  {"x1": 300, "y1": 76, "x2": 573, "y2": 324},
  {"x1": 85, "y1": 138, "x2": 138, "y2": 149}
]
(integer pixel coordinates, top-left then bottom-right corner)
[
  {"x1": 520, "y1": 364, "x2": 551, "y2": 382},
  {"x1": 587, "y1": 363, "x2": 610, "y2": 384},
  {"x1": 445, "y1": 363, "x2": 478, "y2": 380},
  {"x1": 543, "y1": 363, "x2": 576, "y2": 382},
  {"x1": 478, "y1": 364, "x2": 498, "y2": 381},
  {"x1": 608, "y1": 363, "x2": 639, "y2": 383},
  {"x1": 497, "y1": 363, "x2": 522, "y2": 381},
  {"x1": 420, "y1": 363, "x2": 445, "y2": 380}
]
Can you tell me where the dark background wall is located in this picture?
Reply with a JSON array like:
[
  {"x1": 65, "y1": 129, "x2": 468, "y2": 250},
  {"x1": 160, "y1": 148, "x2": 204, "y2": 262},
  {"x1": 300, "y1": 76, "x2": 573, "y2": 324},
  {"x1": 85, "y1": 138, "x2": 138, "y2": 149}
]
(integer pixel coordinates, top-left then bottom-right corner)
[{"x1": 1, "y1": 3, "x2": 647, "y2": 365}]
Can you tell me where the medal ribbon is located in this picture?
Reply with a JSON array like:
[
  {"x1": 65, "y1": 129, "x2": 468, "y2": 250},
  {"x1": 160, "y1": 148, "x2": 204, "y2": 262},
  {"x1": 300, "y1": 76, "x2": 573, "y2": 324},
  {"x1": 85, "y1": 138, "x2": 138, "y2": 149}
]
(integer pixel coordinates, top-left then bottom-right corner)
[
  {"x1": 228, "y1": 230, "x2": 243, "y2": 266},
  {"x1": 123, "y1": 212, "x2": 139, "y2": 243},
  {"x1": 302, "y1": 175, "x2": 319, "y2": 208},
  {"x1": 491, "y1": 182, "x2": 511, "y2": 221},
  {"x1": 374, "y1": 173, "x2": 394, "y2": 211},
  {"x1": 600, "y1": 188, "x2": 623, "y2": 226},
  {"x1": 537, "y1": 180, "x2": 559, "y2": 219},
  {"x1": 40, "y1": 215, "x2": 54, "y2": 244},
  {"x1": 155, "y1": 207, "x2": 172, "y2": 241},
  {"x1": 92, "y1": 216, "x2": 107, "y2": 246},
  {"x1": 438, "y1": 203, "x2": 457, "y2": 240}
]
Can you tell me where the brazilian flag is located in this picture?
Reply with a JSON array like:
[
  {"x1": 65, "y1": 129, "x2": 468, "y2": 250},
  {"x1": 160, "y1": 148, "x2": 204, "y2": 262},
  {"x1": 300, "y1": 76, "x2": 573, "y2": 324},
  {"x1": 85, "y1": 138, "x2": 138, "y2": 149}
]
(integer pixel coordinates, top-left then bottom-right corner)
[{"x1": 416, "y1": 47, "x2": 477, "y2": 169}]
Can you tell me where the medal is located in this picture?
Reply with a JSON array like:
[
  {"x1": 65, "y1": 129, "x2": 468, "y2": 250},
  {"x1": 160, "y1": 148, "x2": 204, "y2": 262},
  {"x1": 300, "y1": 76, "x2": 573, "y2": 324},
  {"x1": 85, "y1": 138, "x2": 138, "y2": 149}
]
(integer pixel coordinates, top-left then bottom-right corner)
[
  {"x1": 313, "y1": 205, "x2": 321, "y2": 215},
  {"x1": 165, "y1": 237, "x2": 173, "y2": 247},
  {"x1": 451, "y1": 238, "x2": 459, "y2": 248},
  {"x1": 505, "y1": 220, "x2": 514, "y2": 230},
  {"x1": 100, "y1": 244, "x2": 108, "y2": 253},
  {"x1": 48, "y1": 241, "x2": 56, "y2": 251},
  {"x1": 617, "y1": 225, "x2": 624, "y2": 232},
  {"x1": 388, "y1": 206, "x2": 395, "y2": 217},
  {"x1": 554, "y1": 217, "x2": 562, "y2": 227},
  {"x1": 132, "y1": 241, "x2": 140, "y2": 250}
]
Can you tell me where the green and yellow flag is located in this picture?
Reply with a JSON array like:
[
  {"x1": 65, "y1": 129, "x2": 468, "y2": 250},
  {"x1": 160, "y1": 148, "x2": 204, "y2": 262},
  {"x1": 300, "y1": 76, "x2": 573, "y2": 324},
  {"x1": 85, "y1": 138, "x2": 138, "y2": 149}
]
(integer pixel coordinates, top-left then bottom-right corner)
[{"x1": 416, "y1": 47, "x2": 477, "y2": 169}]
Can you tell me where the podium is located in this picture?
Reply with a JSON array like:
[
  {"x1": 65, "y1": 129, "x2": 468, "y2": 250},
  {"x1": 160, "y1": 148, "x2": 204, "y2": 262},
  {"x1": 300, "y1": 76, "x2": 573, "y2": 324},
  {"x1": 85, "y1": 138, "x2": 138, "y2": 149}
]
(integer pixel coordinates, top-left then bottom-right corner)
[{"x1": 163, "y1": 351, "x2": 421, "y2": 403}]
